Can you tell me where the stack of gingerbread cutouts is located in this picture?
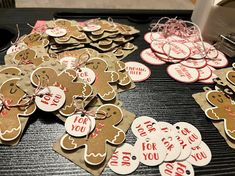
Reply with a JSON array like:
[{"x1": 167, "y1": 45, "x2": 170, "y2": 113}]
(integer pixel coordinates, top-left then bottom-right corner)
[
  {"x1": 0, "y1": 18, "x2": 140, "y2": 175},
  {"x1": 193, "y1": 63, "x2": 235, "y2": 149}
]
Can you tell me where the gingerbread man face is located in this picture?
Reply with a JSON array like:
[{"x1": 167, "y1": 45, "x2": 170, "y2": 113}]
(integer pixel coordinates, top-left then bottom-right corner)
[
  {"x1": 23, "y1": 33, "x2": 49, "y2": 47},
  {"x1": 0, "y1": 78, "x2": 36, "y2": 141},
  {"x1": 205, "y1": 90, "x2": 235, "y2": 140},
  {"x1": 86, "y1": 58, "x2": 119, "y2": 101},
  {"x1": 0, "y1": 67, "x2": 21, "y2": 76},
  {"x1": 31, "y1": 67, "x2": 93, "y2": 116},
  {"x1": 60, "y1": 104, "x2": 125, "y2": 165},
  {"x1": 206, "y1": 91, "x2": 231, "y2": 106}
]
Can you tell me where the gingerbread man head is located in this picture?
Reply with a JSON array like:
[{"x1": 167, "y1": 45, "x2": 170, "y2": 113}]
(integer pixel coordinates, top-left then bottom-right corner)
[
  {"x1": 23, "y1": 33, "x2": 48, "y2": 47},
  {"x1": 86, "y1": 58, "x2": 107, "y2": 72},
  {"x1": 206, "y1": 90, "x2": 231, "y2": 106},
  {"x1": 0, "y1": 67, "x2": 21, "y2": 76}
]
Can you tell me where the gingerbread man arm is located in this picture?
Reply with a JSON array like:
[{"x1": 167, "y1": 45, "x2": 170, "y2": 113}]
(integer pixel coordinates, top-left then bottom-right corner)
[
  {"x1": 58, "y1": 69, "x2": 77, "y2": 81},
  {"x1": 60, "y1": 134, "x2": 87, "y2": 150},
  {"x1": 18, "y1": 103, "x2": 36, "y2": 116},
  {"x1": 106, "y1": 127, "x2": 125, "y2": 145},
  {"x1": 205, "y1": 107, "x2": 222, "y2": 120},
  {"x1": 106, "y1": 71, "x2": 119, "y2": 83}
]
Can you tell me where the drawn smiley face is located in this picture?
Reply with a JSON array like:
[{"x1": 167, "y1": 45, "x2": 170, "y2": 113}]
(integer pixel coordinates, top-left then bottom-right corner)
[
  {"x1": 0, "y1": 67, "x2": 21, "y2": 76},
  {"x1": 86, "y1": 58, "x2": 107, "y2": 71},
  {"x1": 227, "y1": 71, "x2": 235, "y2": 85},
  {"x1": 15, "y1": 49, "x2": 36, "y2": 63},
  {"x1": 31, "y1": 67, "x2": 57, "y2": 86},
  {"x1": 207, "y1": 91, "x2": 231, "y2": 106},
  {"x1": 27, "y1": 33, "x2": 41, "y2": 42},
  {"x1": 97, "y1": 104, "x2": 123, "y2": 124}
]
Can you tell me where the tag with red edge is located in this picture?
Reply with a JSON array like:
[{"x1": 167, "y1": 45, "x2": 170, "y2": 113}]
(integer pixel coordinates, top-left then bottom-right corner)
[
  {"x1": 159, "y1": 161, "x2": 194, "y2": 176},
  {"x1": 173, "y1": 122, "x2": 202, "y2": 148},
  {"x1": 35, "y1": 86, "x2": 66, "y2": 112},
  {"x1": 125, "y1": 61, "x2": 151, "y2": 82},
  {"x1": 206, "y1": 51, "x2": 228, "y2": 68},
  {"x1": 134, "y1": 136, "x2": 166, "y2": 166},
  {"x1": 108, "y1": 143, "x2": 139, "y2": 175},
  {"x1": 186, "y1": 141, "x2": 212, "y2": 166},
  {"x1": 144, "y1": 32, "x2": 165, "y2": 44},
  {"x1": 163, "y1": 42, "x2": 190, "y2": 59},
  {"x1": 197, "y1": 66, "x2": 212, "y2": 81},
  {"x1": 184, "y1": 42, "x2": 205, "y2": 59},
  {"x1": 77, "y1": 67, "x2": 96, "y2": 84},
  {"x1": 167, "y1": 64, "x2": 199, "y2": 83},
  {"x1": 140, "y1": 48, "x2": 166, "y2": 65},
  {"x1": 151, "y1": 41, "x2": 165, "y2": 54},
  {"x1": 46, "y1": 27, "x2": 67, "y2": 37},
  {"x1": 181, "y1": 59, "x2": 206, "y2": 69},
  {"x1": 65, "y1": 113, "x2": 96, "y2": 137},
  {"x1": 198, "y1": 66, "x2": 217, "y2": 84},
  {"x1": 60, "y1": 56, "x2": 76, "y2": 69},
  {"x1": 7, "y1": 43, "x2": 27, "y2": 55}
]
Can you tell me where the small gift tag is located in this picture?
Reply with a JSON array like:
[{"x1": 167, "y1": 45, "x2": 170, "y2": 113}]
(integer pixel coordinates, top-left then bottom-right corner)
[
  {"x1": 197, "y1": 66, "x2": 212, "y2": 81},
  {"x1": 203, "y1": 42, "x2": 218, "y2": 59},
  {"x1": 159, "y1": 161, "x2": 194, "y2": 176},
  {"x1": 131, "y1": 116, "x2": 158, "y2": 139},
  {"x1": 77, "y1": 67, "x2": 96, "y2": 85},
  {"x1": 140, "y1": 48, "x2": 166, "y2": 65},
  {"x1": 186, "y1": 141, "x2": 212, "y2": 166},
  {"x1": 60, "y1": 56, "x2": 76, "y2": 69},
  {"x1": 167, "y1": 64, "x2": 199, "y2": 83},
  {"x1": 65, "y1": 113, "x2": 96, "y2": 137},
  {"x1": 198, "y1": 66, "x2": 217, "y2": 84},
  {"x1": 108, "y1": 143, "x2": 139, "y2": 175},
  {"x1": 184, "y1": 42, "x2": 204, "y2": 59},
  {"x1": 125, "y1": 61, "x2": 151, "y2": 82},
  {"x1": 175, "y1": 134, "x2": 192, "y2": 161},
  {"x1": 157, "y1": 121, "x2": 177, "y2": 136},
  {"x1": 151, "y1": 41, "x2": 165, "y2": 54},
  {"x1": 181, "y1": 59, "x2": 206, "y2": 69},
  {"x1": 144, "y1": 32, "x2": 165, "y2": 44},
  {"x1": 46, "y1": 27, "x2": 67, "y2": 37},
  {"x1": 173, "y1": 122, "x2": 202, "y2": 147},
  {"x1": 83, "y1": 24, "x2": 101, "y2": 32},
  {"x1": 35, "y1": 86, "x2": 66, "y2": 112},
  {"x1": 134, "y1": 136, "x2": 166, "y2": 166},
  {"x1": 163, "y1": 42, "x2": 190, "y2": 59},
  {"x1": 7, "y1": 43, "x2": 27, "y2": 55},
  {"x1": 206, "y1": 51, "x2": 228, "y2": 68}
]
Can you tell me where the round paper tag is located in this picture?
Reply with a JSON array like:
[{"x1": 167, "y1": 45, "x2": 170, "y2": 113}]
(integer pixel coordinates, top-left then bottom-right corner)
[
  {"x1": 144, "y1": 32, "x2": 165, "y2": 44},
  {"x1": 77, "y1": 67, "x2": 96, "y2": 84},
  {"x1": 186, "y1": 141, "x2": 212, "y2": 166},
  {"x1": 108, "y1": 143, "x2": 139, "y2": 175},
  {"x1": 125, "y1": 61, "x2": 151, "y2": 82},
  {"x1": 197, "y1": 66, "x2": 212, "y2": 80},
  {"x1": 134, "y1": 137, "x2": 166, "y2": 166},
  {"x1": 159, "y1": 161, "x2": 194, "y2": 176},
  {"x1": 156, "y1": 121, "x2": 177, "y2": 136},
  {"x1": 35, "y1": 86, "x2": 66, "y2": 112},
  {"x1": 163, "y1": 42, "x2": 190, "y2": 59},
  {"x1": 7, "y1": 43, "x2": 27, "y2": 55},
  {"x1": 150, "y1": 41, "x2": 165, "y2": 54},
  {"x1": 181, "y1": 59, "x2": 206, "y2": 69},
  {"x1": 65, "y1": 113, "x2": 96, "y2": 137},
  {"x1": 46, "y1": 27, "x2": 67, "y2": 37},
  {"x1": 206, "y1": 51, "x2": 228, "y2": 68},
  {"x1": 167, "y1": 64, "x2": 199, "y2": 83},
  {"x1": 174, "y1": 122, "x2": 202, "y2": 148},
  {"x1": 184, "y1": 42, "x2": 205, "y2": 59},
  {"x1": 155, "y1": 52, "x2": 181, "y2": 63},
  {"x1": 140, "y1": 48, "x2": 166, "y2": 65},
  {"x1": 198, "y1": 66, "x2": 217, "y2": 84},
  {"x1": 175, "y1": 134, "x2": 192, "y2": 161},
  {"x1": 131, "y1": 116, "x2": 158, "y2": 139},
  {"x1": 83, "y1": 24, "x2": 101, "y2": 32},
  {"x1": 203, "y1": 42, "x2": 218, "y2": 59},
  {"x1": 60, "y1": 56, "x2": 76, "y2": 69},
  {"x1": 167, "y1": 35, "x2": 188, "y2": 43}
]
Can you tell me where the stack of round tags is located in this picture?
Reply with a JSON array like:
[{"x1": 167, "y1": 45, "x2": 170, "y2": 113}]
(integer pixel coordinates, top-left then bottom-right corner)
[
  {"x1": 108, "y1": 116, "x2": 212, "y2": 175},
  {"x1": 141, "y1": 31, "x2": 228, "y2": 84}
]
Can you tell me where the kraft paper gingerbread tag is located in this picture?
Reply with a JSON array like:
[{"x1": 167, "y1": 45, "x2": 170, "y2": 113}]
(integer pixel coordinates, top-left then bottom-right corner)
[
  {"x1": 226, "y1": 63, "x2": 235, "y2": 85},
  {"x1": 86, "y1": 57, "x2": 119, "y2": 101},
  {"x1": 0, "y1": 78, "x2": 36, "y2": 142},
  {"x1": 22, "y1": 32, "x2": 49, "y2": 47},
  {"x1": 205, "y1": 90, "x2": 235, "y2": 140},
  {"x1": 60, "y1": 104, "x2": 126, "y2": 165}
]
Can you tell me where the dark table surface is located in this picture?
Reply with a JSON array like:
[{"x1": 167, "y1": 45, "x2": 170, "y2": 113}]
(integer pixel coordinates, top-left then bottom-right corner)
[{"x1": 0, "y1": 8, "x2": 235, "y2": 176}]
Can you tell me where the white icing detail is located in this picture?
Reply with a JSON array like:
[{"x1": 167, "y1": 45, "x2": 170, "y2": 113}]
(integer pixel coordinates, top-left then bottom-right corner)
[
  {"x1": 101, "y1": 89, "x2": 115, "y2": 97},
  {"x1": 111, "y1": 130, "x2": 123, "y2": 143},
  {"x1": 86, "y1": 152, "x2": 106, "y2": 158}
]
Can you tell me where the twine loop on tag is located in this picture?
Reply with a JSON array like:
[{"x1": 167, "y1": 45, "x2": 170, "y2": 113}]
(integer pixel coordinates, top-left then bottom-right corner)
[
  {"x1": 73, "y1": 52, "x2": 90, "y2": 72},
  {"x1": 10, "y1": 24, "x2": 21, "y2": 46}
]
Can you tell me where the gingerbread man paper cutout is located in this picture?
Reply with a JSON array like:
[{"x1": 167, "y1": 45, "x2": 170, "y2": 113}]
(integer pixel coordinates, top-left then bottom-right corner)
[
  {"x1": 0, "y1": 78, "x2": 36, "y2": 141},
  {"x1": 226, "y1": 63, "x2": 235, "y2": 85},
  {"x1": 22, "y1": 32, "x2": 49, "y2": 47},
  {"x1": 205, "y1": 90, "x2": 235, "y2": 140},
  {"x1": 114, "y1": 60, "x2": 131, "y2": 86},
  {"x1": 0, "y1": 67, "x2": 21, "y2": 76},
  {"x1": 30, "y1": 67, "x2": 93, "y2": 116},
  {"x1": 14, "y1": 48, "x2": 48, "y2": 66},
  {"x1": 60, "y1": 104, "x2": 125, "y2": 165},
  {"x1": 55, "y1": 19, "x2": 86, "y2": 42},
  {"x1": 91, "y1": 20, "x2": 117, "y2": 36},
  {"x1": 86, "y1": 58, "x2": 119, "y2": 101}
]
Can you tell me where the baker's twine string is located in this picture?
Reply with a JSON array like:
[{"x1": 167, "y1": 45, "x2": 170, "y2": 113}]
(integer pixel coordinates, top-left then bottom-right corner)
[
  {"x1": 73, "y1": 96, "x2": 107, "y2": 140},
  {"x1": 10, "y1": 24, "x2": 21, "y2": 46},
  {"x1": 73, "y1": 52, "x2": 90, "y2": 72}
]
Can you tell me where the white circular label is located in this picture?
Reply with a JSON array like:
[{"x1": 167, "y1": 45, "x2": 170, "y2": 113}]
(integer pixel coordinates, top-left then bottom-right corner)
[
  {"x1": 7, "y1": 43, "x2": 27, "y2": 55},
  {"x1": 203, "y1": 42, "x2": 218, "y2": 59},
  {"x1": 125, "y1": 61, "x2": 151, "y2": 82},
  {"x1": 156, "y1": 121, "x2": 177, "y2": 136},
  {"x1": 151, "y1": 41, "x2": 165, "y2": 54},
  {"x1": 184, "y1": 42, "x2": 205, "y2": 59},
  {"x1": 167, "y1": 35, "x2": 188, "y2": 44},
  {"x1": 198, "y1": 66, "x2": 217, "y2": 84},
  {"x1": 77, "y1": 67, "x2": 96, "y2": 84},
  {"x1": 174, "y1": 122, "x2": 202, "y2": 148},
  {"x1": 181, "y1": 59, "x2": 206, "y2": 69},
  {"x1": 46, "y1": 27, "x2": 67, "y2": 37},
  {"x1": 186, "y1": 141, "x2": 212, "y2": 166},
  {"x1": 159, "y1": 161, "x2": 194, "y2": 176},
  {"x1": 83, "y1": 24, "x2": 101, "y2": 32},
  {"x1": 65, "y1": 113, "x2": 96, "y2": 137},
  {"x1": 206, "y1": 51, "x2": 228, "y2": 68},
  {"x1": 35, "y1": 86, "x2": 66, "y2": 112},
  {"x1": 197, "y1": 66, "x2": 212, "y2": 80},
  {"x1": 175, "y1": 133, "x2": 192, "y2": 161},
  {"x1": 144, "y1": 32, "x2": 165, "y2": 44},
  {"x1": 108, "y1": 143, "x2": 139, "y2": 175},
  {"x1": 163, "y1": 42, "x2": 190, "y2": 59},
  {"x1": 140, "y1": 48, "x2": 166, "y2": 65},
  {"x1": 131, "y1": 116, "x2": 158, "y2": 139},
  {"x1": 155, "y1": 52, "x2": 181, "y2": 63},
  {"x1": 167, "y1": 64, "x2": 199, "y2": 83},
  {"x1": 60, "y1": 56, "x2": 76, "y2": 69},
  {"x1": 134, "y1": 137, "x2": 166, "y2": 166}
]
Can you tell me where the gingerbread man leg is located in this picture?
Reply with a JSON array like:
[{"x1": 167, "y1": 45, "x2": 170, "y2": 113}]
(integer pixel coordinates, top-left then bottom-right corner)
[{"x1": 60, "y1": 134, "x2": 86, "y2": 150}]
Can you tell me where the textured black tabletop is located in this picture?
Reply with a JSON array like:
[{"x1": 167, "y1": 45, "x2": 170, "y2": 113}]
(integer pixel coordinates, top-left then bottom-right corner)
[{"x1": 0, "y1": 8, "x2": 235, "y2": 176}]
